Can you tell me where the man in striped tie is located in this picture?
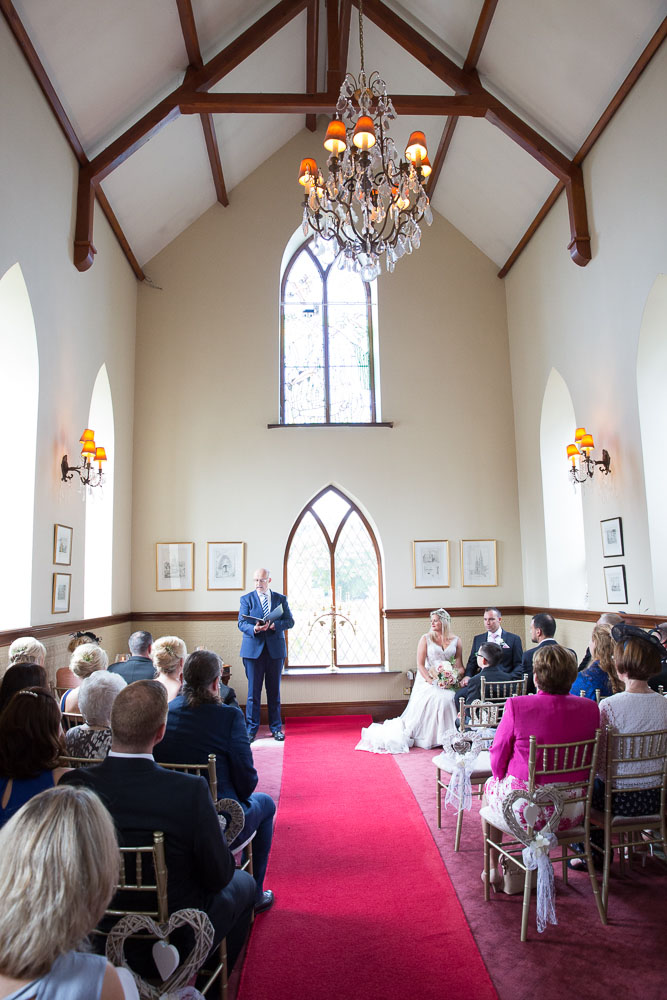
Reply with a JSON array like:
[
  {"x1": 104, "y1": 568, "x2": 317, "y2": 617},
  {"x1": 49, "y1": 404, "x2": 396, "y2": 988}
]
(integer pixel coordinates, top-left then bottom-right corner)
[{"x1": 238, "y1": 568, "x2": 294, "y2": 742}]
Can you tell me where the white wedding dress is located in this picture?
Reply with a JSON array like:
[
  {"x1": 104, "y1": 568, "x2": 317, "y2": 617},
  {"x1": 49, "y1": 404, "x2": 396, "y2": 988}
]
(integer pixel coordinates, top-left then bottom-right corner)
[{"x1": 356, "y1": 636, "x2": 459, "y2": 754}]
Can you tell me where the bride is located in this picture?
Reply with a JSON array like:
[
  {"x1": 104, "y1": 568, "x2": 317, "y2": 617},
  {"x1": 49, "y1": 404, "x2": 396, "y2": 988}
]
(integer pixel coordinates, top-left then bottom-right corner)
[{"x1": 356, "y1": 609, "x2": 464, "y2": 754}]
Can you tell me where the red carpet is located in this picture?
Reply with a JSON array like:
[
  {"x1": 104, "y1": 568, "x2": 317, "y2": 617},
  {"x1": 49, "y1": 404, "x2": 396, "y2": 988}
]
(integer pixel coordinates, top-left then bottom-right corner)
[{"x1": 237, "y1": 716, "x2": 497, "y2": 1000}]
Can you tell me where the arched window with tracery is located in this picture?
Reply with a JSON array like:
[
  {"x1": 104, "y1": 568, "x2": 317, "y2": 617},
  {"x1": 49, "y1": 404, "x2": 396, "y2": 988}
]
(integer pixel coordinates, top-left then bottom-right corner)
[
  {"x1": 280, "y1": 238, "x2": 379, "y2": 424},
  {"x1": 285, "y1": 486, "x2": 384, "y2": 668}
]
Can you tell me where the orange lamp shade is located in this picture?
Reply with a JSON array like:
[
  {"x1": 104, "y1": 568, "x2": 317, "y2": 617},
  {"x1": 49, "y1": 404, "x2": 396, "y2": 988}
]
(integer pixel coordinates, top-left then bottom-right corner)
[
  {"x1": 419, "y1": 155, "x2": 432, "y2": 178},
  {"x1": 574, "y1": 427, "x2": 586, "y2": 443},
  {"x1": 298, "y1": 158, "x2": 318, "y2": 186},
  {"x1": 352, "y1": 116, "x2": 376, "y2": 150},
  {"x1": 405, "y1": 131, "x2": 427, "y2": 162},
  {"x1": 580, "y1": 433, "x2": 595, "y2": 450},
  {"x1": 566, "y1": 443, "x2": 580, "y2": 465},
  {"x1": 79, "y1": 428, "x2": 95, "y2": 444},
  {"x1": 324, "y1": 119, "x2": 347, "y2": 155},
  {"x1": 94, "y1": 447, "x2": 107, "y2": 465},
  {"x1": 81, "y1": 440, "x2": 96, "y2": 460}
]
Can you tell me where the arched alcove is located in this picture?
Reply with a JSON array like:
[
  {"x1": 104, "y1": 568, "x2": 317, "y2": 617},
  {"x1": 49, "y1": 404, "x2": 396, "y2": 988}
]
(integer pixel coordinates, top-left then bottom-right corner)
[
  {"x1": 84, "y1": 364, "x2": 115, "y2": 617},
  {"x1": 0, "y1": 264, "x2": 38, "y2": 628},
  {"x1": 637, "y1": 274, "x2": 667, "y2": 609},
  {"x1": 540, "y1": 369, "x2": 587, "y2": 608}
]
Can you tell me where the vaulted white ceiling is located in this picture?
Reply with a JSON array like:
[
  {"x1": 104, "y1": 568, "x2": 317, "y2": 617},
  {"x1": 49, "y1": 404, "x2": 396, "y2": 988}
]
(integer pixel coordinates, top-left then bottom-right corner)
[{"x1": 7, "y1": 0, "x2": 667, "y2": 273}]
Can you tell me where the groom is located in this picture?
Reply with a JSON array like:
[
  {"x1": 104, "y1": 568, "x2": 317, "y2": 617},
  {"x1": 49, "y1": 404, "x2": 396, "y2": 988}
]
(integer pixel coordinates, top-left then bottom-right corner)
[{"x1": 238, "y1": 568, "x2": 294, "y2": 742}]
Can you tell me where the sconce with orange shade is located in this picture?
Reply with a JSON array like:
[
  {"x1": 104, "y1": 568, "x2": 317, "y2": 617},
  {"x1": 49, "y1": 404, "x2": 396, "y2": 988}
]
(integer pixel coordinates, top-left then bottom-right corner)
[
  {"x1": 324, "y1": 119, "x2": 347, "y2": 156},
  {"x1": 566, "y1": 443, "x2": 580, "y2": 467},
  {"x1": 566, "y1": 426, "x2": 611, "y2": 486},
  {"x1": 61, "y1": 428, "x2": 107, "y2": 490}
]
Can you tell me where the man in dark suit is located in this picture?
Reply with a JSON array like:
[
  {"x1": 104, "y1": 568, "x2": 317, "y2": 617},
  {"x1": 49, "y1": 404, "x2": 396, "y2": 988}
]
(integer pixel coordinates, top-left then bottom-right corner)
[
  {"x1": 108, "y1": 630, "x2": 157, "y2": 683},
  {"x1": 461, "y1": 608, "x2": 523, "y2": 685},
  {"x1": 518, "y1": 613, "x2": 576, "y2": 693},
  {"x1": 154, "y1": 649, "x2": 277, "y2": 914},
  {"x1": 61, "y1": 680, "x2": 255, "y2": 968},
  {"x1": 462, "y1": 642, "x2": 510, "y2": 705},
  {"x1": 238, "y1": 568, "x2": 294, "y2": 741}
]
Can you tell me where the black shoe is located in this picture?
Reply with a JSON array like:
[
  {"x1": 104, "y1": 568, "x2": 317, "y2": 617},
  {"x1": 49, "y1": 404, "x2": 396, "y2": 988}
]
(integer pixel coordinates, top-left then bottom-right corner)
[
  {"x1": 247, "y1": 732, "x2": 257, "y2": 743},
  {"x1": 272, "y1": 730, "x2": 285, "y2": 741},
  {"x1": 254, "y1": 890, "x2": 274, "y2": 913}
]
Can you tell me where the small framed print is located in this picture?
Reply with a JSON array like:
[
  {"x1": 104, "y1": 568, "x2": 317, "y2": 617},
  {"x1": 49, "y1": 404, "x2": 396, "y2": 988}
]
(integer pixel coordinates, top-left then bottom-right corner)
[
  {"x1": 413, "y1": 540, "x2": 450, "y2": 588},
  {"x1": 601, "y1": 516, "x2": 624, "y2": 558},
  {"x1": 156, "y1": 542, "x2": 194, "y2": 591},
  {"x1": 604, "y1": 564, "x2": 627, "y2": 604},
  {"x1": 53, "y1": 524, "x2": 73, "y2": 565},
  {"x1": 52, "y1": 572, "x2": 71, "y2": 613},
  {"x1": 461, "y1": 539, "x2": 498, "y2": 587},
  {"x1": 207, "y1": 542, "x2": 245, "y2": 590}
]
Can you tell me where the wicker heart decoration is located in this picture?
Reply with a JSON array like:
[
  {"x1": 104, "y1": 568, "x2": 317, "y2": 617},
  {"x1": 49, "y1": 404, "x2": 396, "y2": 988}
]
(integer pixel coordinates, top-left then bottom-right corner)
[
  {"x1": 441, "y1": 728, "x2": 484, "y2": 759},
  {"x1": 106, "y1": 907, "x2": 214, "y2": 1000},
  {"x1": 502, "y1": 785, "x2": 565, "y2": 846}
]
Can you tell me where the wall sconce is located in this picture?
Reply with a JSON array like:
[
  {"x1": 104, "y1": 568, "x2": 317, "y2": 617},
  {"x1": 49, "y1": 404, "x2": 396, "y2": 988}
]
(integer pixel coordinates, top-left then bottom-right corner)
[
  {"x1": 61, "y1": 428, "x2": 107, "y2": 489},
  {"x1": 566, "y1": 426, "x2": 611, "y2": 485}
]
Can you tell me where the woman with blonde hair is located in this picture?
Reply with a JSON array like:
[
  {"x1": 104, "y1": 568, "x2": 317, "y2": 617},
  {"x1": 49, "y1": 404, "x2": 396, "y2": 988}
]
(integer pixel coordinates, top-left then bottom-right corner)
[
  {"x1": 56, "y1": 631, "x2": 102, "y2": 690},
  {"x1": 357, "y1": 609, "x2": 464, "y2": 753},
  {"x1": 571, "y1": 623, "x2": 621, "y2": 700},
  {"x1": 7, "y1": 637, "x2": 45, "y2": 668},
  {"x1": 152, "y1": 635, "x2": 187, "y2": 702},
  {"x1": 60, "y1": 644, "x2": 109, "y2": 714},
  {"x1": 0, "y1": 784, "x2": 134, "y2": 999}
]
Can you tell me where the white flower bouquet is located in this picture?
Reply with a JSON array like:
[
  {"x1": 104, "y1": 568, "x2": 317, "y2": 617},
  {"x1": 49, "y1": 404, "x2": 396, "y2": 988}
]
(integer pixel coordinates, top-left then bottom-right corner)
[{"x1": 430, "y1": 660, "x2": 459, "y2": 689}]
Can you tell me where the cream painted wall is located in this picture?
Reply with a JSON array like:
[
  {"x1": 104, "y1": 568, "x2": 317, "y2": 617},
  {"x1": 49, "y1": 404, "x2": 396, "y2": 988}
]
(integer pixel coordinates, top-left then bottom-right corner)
[
  {"x1": 506, "y1": 43, "x2": 667, "y2": 615},
  {"x1": 134, "y1": 124, "x2": 523, "y2": 631},
  {"x1": 0, "y1": 21, "x2": 137, "y2": 625}
]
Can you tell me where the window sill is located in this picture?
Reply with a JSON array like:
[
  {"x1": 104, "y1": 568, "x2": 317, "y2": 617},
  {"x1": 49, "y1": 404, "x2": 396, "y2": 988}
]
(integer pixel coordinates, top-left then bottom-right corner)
[
  {"x1": 267, "y1": 422, "x2": 393, "y2": 429},
  {"x1": 283, "y1": 667, "x2": 401, "y2": 677}
]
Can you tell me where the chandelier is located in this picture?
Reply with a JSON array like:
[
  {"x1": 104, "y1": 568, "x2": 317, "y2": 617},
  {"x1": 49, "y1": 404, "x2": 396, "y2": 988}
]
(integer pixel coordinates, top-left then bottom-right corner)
[{"x1": 298, "y1": 0, "x2": 432, "y2": 281}]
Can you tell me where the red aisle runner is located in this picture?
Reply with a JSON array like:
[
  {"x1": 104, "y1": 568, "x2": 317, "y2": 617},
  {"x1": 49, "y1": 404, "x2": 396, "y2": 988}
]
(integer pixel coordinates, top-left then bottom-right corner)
[{"x1": 237, "y1": 715, "x2": 497, "y2": 1000}]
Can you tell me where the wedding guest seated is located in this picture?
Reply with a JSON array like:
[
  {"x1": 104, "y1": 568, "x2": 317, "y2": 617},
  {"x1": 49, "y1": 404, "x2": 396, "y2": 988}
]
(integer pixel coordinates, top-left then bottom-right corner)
[
  {"x1": 62, "y1": 680, "x2": 255, "y2": 971},
  {"x1": 65, "y1": 672, "x2": 127, "y2": 759},
  {"x1": 481, "y1": 645, "x2": 599, "y2": 888},
  {"x1": 56, "y1": 630, "x2": 102, "y2": 690},
  {"x1": 578, "y1": 612, "x2": 624, "y2": 671},
  {"x1": 153, "y1": 635, "x2": 186, "y2": 702},
  {"x1": 570, "y1": 624, "x2": 621, "y2": 701},
  {"x1": 60, "y1": 644, "x2": 109, "y2": 714},
  {"x1": 570, "y1": 623, "x2": 667, "y2": 871},
  {"x1": 462, "y1": 642, "x2": 506, "y2": 705},
  {"x1": 0, "y1": 785, "x2": 135, "y2": 1000},
  {"x1": 154, "y1": 649, "x2": 276, "y2": 914},
  {"x1": 0, "y1": 663, "x2": 48, "y2": 716},
  {"x1": 108, "y1": 631, "x2": 156, "y2": 684},
  {"x1": 647, "y1": 621, "x2": 667, "y2": 692},
  {"x1": 0, "y1": 688, "x2": 69, "y2": 828},
  {"x1": 6, "y1": 637, "x2": 46, "y2": 669},
  {"x1": 220, "y1": 664, "x2": 240, "y2": 709}
]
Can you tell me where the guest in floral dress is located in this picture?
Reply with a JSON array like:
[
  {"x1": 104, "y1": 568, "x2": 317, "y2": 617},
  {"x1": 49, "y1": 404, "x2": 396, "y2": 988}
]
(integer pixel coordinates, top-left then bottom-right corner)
[{"x1": 64, "y1": 672, "x2": 126, "y2": 759}]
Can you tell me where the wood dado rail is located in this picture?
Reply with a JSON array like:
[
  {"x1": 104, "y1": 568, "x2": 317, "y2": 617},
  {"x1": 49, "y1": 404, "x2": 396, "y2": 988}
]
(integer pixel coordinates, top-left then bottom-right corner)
[{"x1": 2, "y1": 606, "x2": 665, "y2": 648}]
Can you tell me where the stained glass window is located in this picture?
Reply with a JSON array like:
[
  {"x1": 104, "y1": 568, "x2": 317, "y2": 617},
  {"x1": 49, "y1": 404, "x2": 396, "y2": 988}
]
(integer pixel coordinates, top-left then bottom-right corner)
[
  {"x1": 285, "y1": 486, "x2": 383, "y2": 668},
  {"x1": 280, "y1": 239, "x2": 377, "y2": 424}
]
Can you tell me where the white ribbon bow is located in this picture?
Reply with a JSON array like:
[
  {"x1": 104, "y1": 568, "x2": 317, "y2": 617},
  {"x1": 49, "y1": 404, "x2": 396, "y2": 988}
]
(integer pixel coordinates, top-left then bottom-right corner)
[{"x1": 522, "y1": 831, "x2": 558, "y2": 933}]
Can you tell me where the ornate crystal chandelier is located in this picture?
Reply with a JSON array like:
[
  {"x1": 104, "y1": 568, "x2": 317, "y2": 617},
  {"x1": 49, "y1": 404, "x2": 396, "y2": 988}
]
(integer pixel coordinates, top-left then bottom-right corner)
[{"x1": 298, "y1": 0, "x2": 432, "y2": 281}]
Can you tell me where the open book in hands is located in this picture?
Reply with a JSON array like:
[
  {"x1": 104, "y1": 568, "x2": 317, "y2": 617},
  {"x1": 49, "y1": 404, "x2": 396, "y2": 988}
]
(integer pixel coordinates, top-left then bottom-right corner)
[{"x1": 241, "y1": 602, "x2": 284, "y2": 625}]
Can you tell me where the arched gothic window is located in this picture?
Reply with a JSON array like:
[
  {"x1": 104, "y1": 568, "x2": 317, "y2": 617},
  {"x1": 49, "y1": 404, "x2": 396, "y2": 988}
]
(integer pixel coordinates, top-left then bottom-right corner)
[
  {"x1": 280, "y1": 239, "x2": 378, "y2": 424},
  {"x1": 285, "y1": 486, "x2": 384, "y2": 668}
]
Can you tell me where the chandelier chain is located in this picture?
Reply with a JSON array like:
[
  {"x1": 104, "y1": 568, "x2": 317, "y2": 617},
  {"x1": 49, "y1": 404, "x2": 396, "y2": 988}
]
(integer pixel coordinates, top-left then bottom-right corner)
[{"x1": 358, "y1": 0, "x2": 365, "y2": 75}]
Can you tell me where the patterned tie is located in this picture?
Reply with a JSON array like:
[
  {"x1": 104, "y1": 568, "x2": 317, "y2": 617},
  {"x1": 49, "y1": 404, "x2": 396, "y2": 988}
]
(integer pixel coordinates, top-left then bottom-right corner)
[{"x1": 261, "y1": 593, "x2": 270, "y2": 620}]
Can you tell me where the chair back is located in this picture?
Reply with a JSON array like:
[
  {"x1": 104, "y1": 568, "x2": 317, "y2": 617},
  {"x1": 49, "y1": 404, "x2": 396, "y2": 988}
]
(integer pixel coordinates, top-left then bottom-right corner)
[
  {"x1": 107, "y1": 831, "x2": 169, "y2": 924},
  {"x1": 58, "y1": 754, "x2": 103, "y2": 768},
  {"x1": 604, "y1": 726, "x2": 667, "y2": 803},
  {"x1": 158, "y1": 754, "x2": 217, "y2": 803},
  {"x1": 458, "y1": 697, "x2": 501, "y2": 731},
  {"x1": 480, "y1": 674, "x2": 528, "y2": 704},
  {"x1": 61, "y1": 711, "x2": 84, "y2": 731},
  {"x1": 527, "y1": 730, "x2": 600, "y2": 804}
]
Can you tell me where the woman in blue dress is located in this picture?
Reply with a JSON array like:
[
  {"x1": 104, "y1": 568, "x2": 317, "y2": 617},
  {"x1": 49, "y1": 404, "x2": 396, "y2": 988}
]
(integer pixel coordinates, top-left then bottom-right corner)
[{"x1": 571, "y1": 624, "x2": 621, "y2": 701}]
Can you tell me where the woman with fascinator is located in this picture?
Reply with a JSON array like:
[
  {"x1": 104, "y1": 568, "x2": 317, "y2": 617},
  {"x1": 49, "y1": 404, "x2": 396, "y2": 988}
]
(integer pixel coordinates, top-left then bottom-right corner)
[{"x1": 356, "y1": 609, "x2": 463, "y2": 753}]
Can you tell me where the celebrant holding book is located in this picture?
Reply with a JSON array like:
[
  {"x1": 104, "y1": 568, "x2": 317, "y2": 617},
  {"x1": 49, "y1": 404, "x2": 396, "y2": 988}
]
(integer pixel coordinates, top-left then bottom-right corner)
[
  {"x1": 356, "y1": 609, "x2": 464, "y2": 754},
  {"x1": 238, "y1": 568, "x2": 294, "y2": 742}
]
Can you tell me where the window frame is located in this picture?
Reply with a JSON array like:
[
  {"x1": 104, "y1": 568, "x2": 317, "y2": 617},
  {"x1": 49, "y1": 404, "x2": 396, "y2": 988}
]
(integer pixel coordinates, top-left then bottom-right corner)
[
  {"x1": 279, "y1": 239, "x2": 377, "y2": 425},
  {"x1": 283, "y1": 485, "x2": 385, "y2": 669}
]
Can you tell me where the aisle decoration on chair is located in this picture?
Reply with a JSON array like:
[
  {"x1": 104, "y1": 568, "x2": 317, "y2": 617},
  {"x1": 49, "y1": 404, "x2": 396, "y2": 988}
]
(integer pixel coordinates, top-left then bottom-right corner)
[
  {"x1": 436, "y1": 728, "x2": 485, "y2": 811},
  {"x1": 297, "y1": 0, "x2": 432, "y2": 280},
  {"x1": 502, "y1": 787, "x2": 565, "y2": 934}
]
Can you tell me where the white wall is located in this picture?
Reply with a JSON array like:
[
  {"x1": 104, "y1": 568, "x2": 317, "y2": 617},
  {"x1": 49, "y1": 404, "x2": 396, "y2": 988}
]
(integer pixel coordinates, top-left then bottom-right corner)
[
  {"x1": 506, "y1": 41, "x2": 667, "y2": 614},
  {"x1": 0, "y1": 20, "x2": 137, "y2": 625},
  {"x1": 133, "y1": 124, "x2": 523, "y2": 623}
]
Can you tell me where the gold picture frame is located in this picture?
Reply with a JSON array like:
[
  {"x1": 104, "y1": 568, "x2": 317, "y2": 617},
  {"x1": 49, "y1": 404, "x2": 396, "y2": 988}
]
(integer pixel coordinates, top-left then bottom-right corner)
[
  {"x1": 207, "y1": 542, "x2": 245, "y2": 590},
  {"x1": 53, "y1": 523, "x2": 73, "y2": 565},
  {"x1": 156, "y1": 542, "x2": 195, "y2": 591},
  {"x1": 52, "y1": 572, "x2": 71, "y2": 613},
  {"x1": 461, "y1": 539, "x2": 497, "y2": 587},
  {"x1": 413, "y1": 540, "x2": 450, "y2": 588}
]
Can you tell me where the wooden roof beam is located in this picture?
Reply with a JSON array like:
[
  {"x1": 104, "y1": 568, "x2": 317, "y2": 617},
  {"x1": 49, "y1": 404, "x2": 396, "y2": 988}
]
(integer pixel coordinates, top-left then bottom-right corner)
[
  {"x1": 326, "y1": 0, "x2": 341, "y2": 93},
  {"x1": 178, "y1": 92, "x2": 488, "y2": 115},
  {"x1": 306, "y1": 0, "x2": 319, "y2": 131}
]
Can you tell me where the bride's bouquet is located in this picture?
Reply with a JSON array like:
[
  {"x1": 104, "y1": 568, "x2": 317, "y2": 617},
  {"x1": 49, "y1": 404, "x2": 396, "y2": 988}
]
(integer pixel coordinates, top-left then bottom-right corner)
[{"x1": 430, "y1": 659, "x2": 459, "y2": 689}]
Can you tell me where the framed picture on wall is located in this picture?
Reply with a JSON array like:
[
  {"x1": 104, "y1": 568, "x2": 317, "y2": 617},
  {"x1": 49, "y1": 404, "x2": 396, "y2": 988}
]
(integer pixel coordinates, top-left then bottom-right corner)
[
  {"x1": 413, "y1": 540, "x2": 450, "y2": 588},
  {"x1": 156, "y1": 542, "x2": 194, "y2": 591},
  {"x1": 53, "y1": 524, "x2": 73, "y2": 565},
  {"x1": 52, "y1": 572, "x2": 71, "y2": 613},
  {"x1": 604, "y1": 564, "x2": 627, "y2": 604},
  {"x1": 461, "y1": 539, "x2": 498, "y2": 587},
  {"x1": 601, "y1": 516, "x2": 624, "y2": 558},
  {"x1": 207, "y1": 542, "x2": 245, "y2": 590}
]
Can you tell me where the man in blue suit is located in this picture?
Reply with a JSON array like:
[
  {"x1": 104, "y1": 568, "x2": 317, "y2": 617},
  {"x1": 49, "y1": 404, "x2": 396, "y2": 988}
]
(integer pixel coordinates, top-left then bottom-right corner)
[{"x1": 238, "y1": 568, "x2": 294, "y2": 742}]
